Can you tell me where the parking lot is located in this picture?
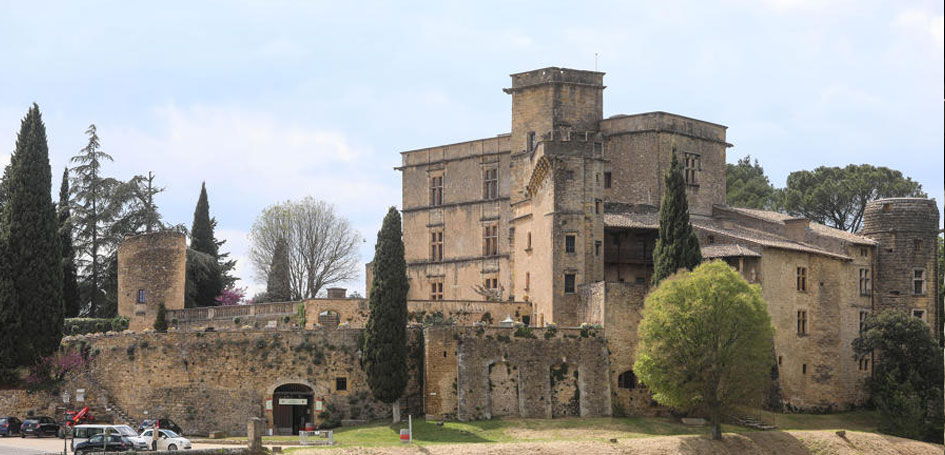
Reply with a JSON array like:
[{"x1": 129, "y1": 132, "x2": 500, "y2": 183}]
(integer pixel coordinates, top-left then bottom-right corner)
[{"x1": 0, "y1": 435, "x2": 232, "y2": 454}]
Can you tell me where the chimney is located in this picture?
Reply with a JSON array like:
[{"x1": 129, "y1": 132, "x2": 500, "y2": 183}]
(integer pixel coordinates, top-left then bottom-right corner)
[
  {"x1": 784, "y1": 218, "x2": 810, "y2": 243},
  {"x1": 326, "y1": 287, "x2": 347, "y2": 299}
]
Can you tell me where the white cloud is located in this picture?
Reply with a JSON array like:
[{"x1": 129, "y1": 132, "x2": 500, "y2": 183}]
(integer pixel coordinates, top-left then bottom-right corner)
[{"x1": 894, "y1": 8, "x2": 945, "y2": 49}]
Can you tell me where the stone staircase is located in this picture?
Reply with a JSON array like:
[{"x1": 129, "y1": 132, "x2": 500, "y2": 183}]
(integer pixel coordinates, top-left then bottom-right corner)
[
  {"x1": 728, "y1": 413, "x2": 777, "y2": 431},
  {"x1": 78, "y1": 372, "x2": 137, "y2": 427}
]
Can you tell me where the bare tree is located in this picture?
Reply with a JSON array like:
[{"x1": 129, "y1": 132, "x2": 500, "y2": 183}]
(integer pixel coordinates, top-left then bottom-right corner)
[{"x1": 249, "y1": 197, "x2": 361, "y2": 300}]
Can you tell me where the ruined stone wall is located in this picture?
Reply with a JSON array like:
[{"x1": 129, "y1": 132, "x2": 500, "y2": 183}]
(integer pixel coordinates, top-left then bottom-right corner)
[
  {"x1": 53, "y1": 329, "x2": 423, "y2": 436},
  {"x1": 0, "y1": 389, "x2": 60, "y2": 419},
  {"x1": 423, "y1": 326, "x2": 611, "y2": 421},
  {"x1": 117, "y1": 232, "x2": 186, "y2": 331},
  {"x1": 759, "y1": 248, "x2": 870, "y2": 412}
]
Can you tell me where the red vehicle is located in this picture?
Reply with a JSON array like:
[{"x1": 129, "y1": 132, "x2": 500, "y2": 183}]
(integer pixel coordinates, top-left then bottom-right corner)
[{"x1": 65, "y1": 407, "x2": 95, "y2": 427}]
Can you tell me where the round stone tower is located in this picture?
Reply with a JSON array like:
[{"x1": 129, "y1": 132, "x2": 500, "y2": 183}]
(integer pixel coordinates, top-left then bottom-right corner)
[
  {"x1": 861, "y1": 198, "x2": 940, "y2": 329},
  {"x1": 117, "y1": 231, "x2": 187, "y2": 331}
]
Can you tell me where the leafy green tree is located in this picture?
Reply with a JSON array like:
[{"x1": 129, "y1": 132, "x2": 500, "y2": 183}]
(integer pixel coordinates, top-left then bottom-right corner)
[
  {"x1": 726, "y1": 155, "x2": 779, "y2": 210},
  {"x1": 58, "y1": 168, "x2": 81, "y2": 318},
  {"x1": 652, "y1": 149, "x2": 701, "y2": 285},
  {"x1": 0, "y1": 163, "x2": 10, "y2": 219},
  {"x1": 153, "y1": 303, "x2": 168, "y2": 333},
  {"x1": 635, "y1": 261, "x2": 774, "y2": 440},
  {"x1": 781, "y1": 164, "x2": 925, "y2": 232},
  {"x1": 70, "y1": 124, "x2": 122, "y2": 317},
  {"x1": 186, "y1": 183, "x2": 234, "y2": 306},
  {"x1": 364, "y1": 207, "x2": 409, "y2": 423},
  {"x1": 853, "y1": 310, "x2": 943, "y2": 443},
  {"x1": 185, "y1": 248, "x2": 221, "y2": 308},
  {"x1": 265, "y1": 237, "x2": 292, "y2": 302},
  {"x1": 0, "y1": 104, "x2": 65, "y2": 370}
]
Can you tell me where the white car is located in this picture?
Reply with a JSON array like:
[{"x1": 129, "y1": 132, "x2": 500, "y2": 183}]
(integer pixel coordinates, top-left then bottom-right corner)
[
  {"x1": 140, "y1": 428, "x2": 192, "y2": 451},
  {"x1": 71, "y1": 424, "x2": 150, "y2": 452}
]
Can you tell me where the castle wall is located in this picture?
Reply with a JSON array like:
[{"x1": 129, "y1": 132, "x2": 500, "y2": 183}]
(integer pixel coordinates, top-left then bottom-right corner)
[
  {"x1": 55, "y1": 329, "x2": 423, "y2": 436},
  {"x1": 117, "y1": 232, "x2": 186, "y2": 331},
  {"x1": 423, "y1": 326, "x2": 611, "y2": 421}
]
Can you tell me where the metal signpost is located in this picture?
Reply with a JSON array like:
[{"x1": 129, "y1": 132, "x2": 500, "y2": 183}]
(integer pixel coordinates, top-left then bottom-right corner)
[{"x1": 60, "y1": 392, "x2": 69, "y2": 455}]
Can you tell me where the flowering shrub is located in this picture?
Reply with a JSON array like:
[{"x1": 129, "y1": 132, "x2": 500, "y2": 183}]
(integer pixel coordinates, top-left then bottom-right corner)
[
  {"x1": 215, "y1": 286, "x2": 247, "y2": 306},
  {"x1": 25, "y1": 350, "x2": 90, "y2": 394}
]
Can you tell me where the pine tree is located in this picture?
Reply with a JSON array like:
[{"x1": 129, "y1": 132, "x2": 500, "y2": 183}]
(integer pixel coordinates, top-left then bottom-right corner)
[
  {"x1": 153, "y1": 303, "x2": 168, "y2": 333},
  {"x1": 0, "y1": 104, "x2": 64, "y2": 369},
  {"x1": 70, "y1": 124, "x2": 121, "y2": 317},
  {"x1": 652, "y1": 148, "x2": 702, "y2": 285},
  {"x1": 59, "y1": 168, "x2": 80, "y2": 318},
  {"x1": 364, "y1": 207, "x2": 409, "y2": 423},
  {"x1": 112, "y1": 171, "x2": 165, "y2": 235},
  {"x1": 266, "y1": 237, "x2": 292, "y2": 301},
  {"x1": 187, "y1": 183, "x2": 223, "y2": 307}
]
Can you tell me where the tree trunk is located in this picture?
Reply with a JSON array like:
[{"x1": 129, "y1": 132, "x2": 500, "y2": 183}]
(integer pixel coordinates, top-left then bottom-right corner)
[
  {"x1": 392, "y1": 399, "x2": 401, "y2": 424},
  {"x1": 710, "y1": 417, "x2": 722, "y2": 440}
]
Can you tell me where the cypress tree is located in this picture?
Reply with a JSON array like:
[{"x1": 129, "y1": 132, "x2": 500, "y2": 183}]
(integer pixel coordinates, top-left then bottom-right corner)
[
  {"x1": 153, "y1": 302, "x2": 168, "y2": 333},
  {"x1": 188, "y1": 182, "x2": 223, "y2": 306},
  {"x1": 59, "y1": 168, "x2": 81, "y2": 318},
  {"x1": 364, "y1": 207, "x2": 409, "y2": 423},
  {"x1": 266, "y1": 237, "x2": 292, "y2": 301},
  {"x1": 0, "y1": 104, "x2": 64, "y2": 369},
  {"x1": 652, "y1": 148, "x2": 702, "y2": 285}
]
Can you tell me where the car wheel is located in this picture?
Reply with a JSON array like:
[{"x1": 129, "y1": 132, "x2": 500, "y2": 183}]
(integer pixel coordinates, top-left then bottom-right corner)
[{"x1": 168, "y1": 443, "x2": 178, "y2": 451}]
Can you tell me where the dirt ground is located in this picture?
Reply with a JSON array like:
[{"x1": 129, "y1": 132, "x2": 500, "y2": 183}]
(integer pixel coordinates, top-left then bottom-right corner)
[{"x1": 293, "y1": 431, "x2": 944, "y2": 455}]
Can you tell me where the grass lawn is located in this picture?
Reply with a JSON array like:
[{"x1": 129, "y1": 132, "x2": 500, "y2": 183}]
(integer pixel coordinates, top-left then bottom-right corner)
[{"x1": 223, "y1": 410, "x2": 879, "y2": 451}]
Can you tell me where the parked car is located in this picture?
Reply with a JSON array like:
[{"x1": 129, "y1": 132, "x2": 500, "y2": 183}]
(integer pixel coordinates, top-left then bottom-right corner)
[
  {"x1": 0, "y1": 416, "x2": 22, "y2": 437},
  {"x1": 20, "y1": 416, "x2": 59, "y2": 437},
  {"x1": 140, "y1": 428, "x2": 192, "y2": 451},
  {"x1": 71, "y1": 424, "x2": 149, "y2": 452},
  {"x1": 73, "y1": 433, "x2": 133, "y2": 454},
  {"x1": 137, "y1": 418, "x2": 183, "y2": 435}
]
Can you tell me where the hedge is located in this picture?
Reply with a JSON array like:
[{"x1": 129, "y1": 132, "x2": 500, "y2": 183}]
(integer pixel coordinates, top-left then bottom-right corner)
[{"x1": 65, "y1": 317, "x2": 130, "y2": 335}]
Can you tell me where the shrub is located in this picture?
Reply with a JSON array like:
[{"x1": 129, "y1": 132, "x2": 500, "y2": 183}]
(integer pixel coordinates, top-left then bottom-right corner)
[{"x1": 64, "y1": 317, "x2": 129, "y2": 335}]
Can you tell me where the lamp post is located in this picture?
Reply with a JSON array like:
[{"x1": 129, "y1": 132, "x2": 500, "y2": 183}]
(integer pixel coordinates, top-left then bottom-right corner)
[{"x1": 60, "y1": 392, "x2": 70, "y2": 455}]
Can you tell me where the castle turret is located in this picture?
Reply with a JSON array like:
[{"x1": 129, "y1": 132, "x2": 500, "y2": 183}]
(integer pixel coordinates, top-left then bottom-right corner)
[
  {"x1": 861, "y1": 198, "x2": 940, "y2": 337},
  {"x1": 117, "y1": 231, "x2": 187, "y2": 331}
]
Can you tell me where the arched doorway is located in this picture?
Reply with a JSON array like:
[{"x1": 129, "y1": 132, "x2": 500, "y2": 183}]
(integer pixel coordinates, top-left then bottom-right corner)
[{"x1": 273, "y1": 383, "x2": 314, "y2": 435}]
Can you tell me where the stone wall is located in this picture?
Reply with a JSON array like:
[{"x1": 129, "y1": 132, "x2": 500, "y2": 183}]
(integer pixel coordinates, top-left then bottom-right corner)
[
  {"x1": 117, "y1": 232, "x2": 186, "y2": 331},
  {"x1": 48, "y1": 329, "x2": 423, "y2": 436},
  {"x1": 423, "y1": 326, "x2": 612, "y2": 421}
]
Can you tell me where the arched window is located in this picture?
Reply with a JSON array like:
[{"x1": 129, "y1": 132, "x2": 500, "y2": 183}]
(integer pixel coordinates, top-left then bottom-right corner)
[{"x1": 618, "y1": 370, "x2": 637, "y2": 389}]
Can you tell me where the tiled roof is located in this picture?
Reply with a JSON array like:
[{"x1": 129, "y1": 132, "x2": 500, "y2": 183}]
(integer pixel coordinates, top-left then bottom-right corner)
[
  {"x1": 701, "y1": 244, "x2": 761, "y2": 259},
  {"x1": 692, "y1": 216, "x2": 852, "y2": 261},
  {"x1": 603, "y1": 203, "x2": 659, "y2": 229},
  {"x1": 724, "y1": 207, "x2": 876, "y2": 245}
]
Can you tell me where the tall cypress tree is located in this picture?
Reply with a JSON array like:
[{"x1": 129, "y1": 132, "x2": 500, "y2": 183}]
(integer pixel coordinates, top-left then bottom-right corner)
[
  {"x1": 59, "y1": 168, "x2": 80, "y2": 318},
  {"x1": 0, "y1": 104, "x2": 64, "y2": 369},
  {"x1": 364, "y1": 207, "x2": 409, "y2": 423},
  {"x1": 266, "y1": 237, "x2": 292, "y2": 301},
  {"x1": 187, "y1": 182, "x2": 223, "y2": 306},
  {"x1": 652, "y1": 148, "x2": 702, "y2": 285}
]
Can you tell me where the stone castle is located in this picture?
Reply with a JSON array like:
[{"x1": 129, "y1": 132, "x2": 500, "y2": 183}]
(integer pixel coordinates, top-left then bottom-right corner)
[{"x1": 2, "y1": 67, "x2": 938, "y2": 436}]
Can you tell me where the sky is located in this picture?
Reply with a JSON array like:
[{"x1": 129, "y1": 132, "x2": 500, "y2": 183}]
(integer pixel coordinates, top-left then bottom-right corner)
[{"x1": 1, "y1": 0, "x2": 942, "y2": 297}]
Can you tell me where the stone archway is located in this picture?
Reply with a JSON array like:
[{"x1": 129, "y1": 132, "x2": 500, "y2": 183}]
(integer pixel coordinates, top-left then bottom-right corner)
[{"x1": 271, "y1": 383, "x2": 314, "y2": 435}]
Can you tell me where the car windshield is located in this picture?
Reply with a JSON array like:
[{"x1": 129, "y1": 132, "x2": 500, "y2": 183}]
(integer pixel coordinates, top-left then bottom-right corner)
[
  {"x1": 161, "y1": 430, "x2": 181, "y2": 438},
  {"x1": 112, "y1": 426, "x2": 137, "y2": 436}
]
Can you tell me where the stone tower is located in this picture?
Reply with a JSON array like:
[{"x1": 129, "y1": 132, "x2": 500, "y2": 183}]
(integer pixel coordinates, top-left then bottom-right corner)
[
  {"x1": 506, "y1": 68, "x2": 606, "y2": 326},
  {"x1": 861, "y1": 198, "x2": 940, "y2": 337},
  {"x1": 117, "y1": 231, "x2": 187, "y2": 331}
]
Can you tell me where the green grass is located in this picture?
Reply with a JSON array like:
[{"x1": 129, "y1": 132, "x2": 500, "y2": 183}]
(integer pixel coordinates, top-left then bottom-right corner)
[{"x1": 219, "y1": 411, "x2": 879, "y2": 452}]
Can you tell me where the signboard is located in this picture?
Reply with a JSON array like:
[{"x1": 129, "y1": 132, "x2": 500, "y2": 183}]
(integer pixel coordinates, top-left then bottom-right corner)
[
  {"x1": 279, "y1": 398, "x2": 308, "y2": 406},
  {"x1": 315, "y1": 399, "x2": 323, "y2": 412},
  {"x1": 265, "y1": 399, "x2": 273, "y2": 411},
  {"x1": 61, "y1": 392, "x2": 70, "y2": 404},
  {"x1": 76, "y1": 389, "x2": 85, "y2": 402}
]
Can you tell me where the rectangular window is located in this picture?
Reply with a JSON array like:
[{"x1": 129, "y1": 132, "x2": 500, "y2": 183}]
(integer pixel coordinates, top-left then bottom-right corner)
[
  {"x1": 684, "y1": 153, "x2": 701, "y2": 185},
  {"x1": 860, "y1": 247, "x2": 868, "y2": 257},
  {"x1": 430, "y1": 175, "x2": 443, "y2": 206},
  {"x1": 913, "y1": 269, "x2": 925, "y2": 295},
  {"x1": 525, "y1": 272, "x2": 530, "y2": 291},
  {"x1": 565, "y1": 234, "x2": 576, "y2": 253},
  {"x1": 802, "y1": 363, "x2": 807, "y2": 375},
  {"x1": 335, "y1": 377, "x2": 347, "y2": 391},
  {"x1": 858, "y1": 356, "x2": 870, "y2": 371},
  {"x1": 595, "y1": 240, "x2": 601, "y2": 257},
  {"x1": 859, "y1": 310, "x2": 871, "y2": 333},
  {"x1": 136, "y1": 289, "x2": 146, "y2": 304},
  {"x1": 912, "y1": 309, "x2": 925, "y2": 320},
  {"x1": 604, "y1": 172, "x2": 612, "y2": 189},
  {"x1": 797, "y1": 310, "x2": 808, "y2": 335},
  {"x1": 859, "y1": 268, "x2": 871, "y2": 296},
  {"x1": 593, "y1": 142, "x2": 602, "y2": 154},
  {"x1": 564, "y1": 273, "x2": 576, "y2": 294},
  {"x1": 796, "y1": 267, "x2": 807, "y2": 291},
  {"x1": 483, "y1": 223, "x2": 498, "y2": 256},
  {"x1": 595, "y1": 199, "x2": 602, "y2": 214},
  {"x1": 914, "y1": 239, "x2": 922, "y2": 251},
  {"x1": 527, "y1": 131, "x2": 537, "y2": 153},
  {"x1": 565, "y1": 169, "x2": 575, "y2": 180},
  {"x1": 526, "y1": 232, "x2": 532, "y2": 250},
  {"x1": 482, "y1": 167, "x2": 498, "y2": 200},
  {"x1": 430, "y1": 279, "x2": 443, "y2": 301},
  {"x1": 430, "y1": 229, "x2": 443, "y2": 262},
  {"x1": 508, "y1": 227, "x2": 515, "y2": 247},
  {"x1": 484, "y1": 276, "x2": 498, "y2": 290}
]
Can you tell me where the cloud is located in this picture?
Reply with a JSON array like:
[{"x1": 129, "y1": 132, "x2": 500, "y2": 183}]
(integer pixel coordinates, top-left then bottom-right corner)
[{"x1": 894, "y1": 8, "x2": 945, "y2": 49}]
